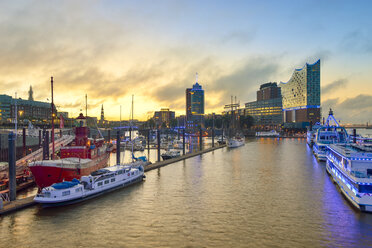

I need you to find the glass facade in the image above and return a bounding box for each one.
[280,60,321,126]
[189,82,205,125]
[245,98,282,126]
[280,59,320,109]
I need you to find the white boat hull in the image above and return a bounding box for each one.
[326,159,372,212]
[227,139,245,148]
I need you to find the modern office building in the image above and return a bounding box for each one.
[257,82,281,101]
[154,108,176,128]
[190,82,205,123]
[185,75,205,128]
[279,59,321,128]
[244,82,282,129]
[245,98,282,128]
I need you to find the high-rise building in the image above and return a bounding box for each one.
[257,82,281,101]
[244,82,282,129]
[191,82,204,116]
[185,74,205,128]
[279,59,321,128]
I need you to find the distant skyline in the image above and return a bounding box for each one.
[1,1,372,123]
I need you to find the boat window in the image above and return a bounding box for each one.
[44,192,51,198]
[118,170,123,174]
[367,169,372,177]
[131,172,134,175]
[359,185,372,193]
[98,182,103,186]
[75,188,82,193]
[104,180,109,184]
[62,191,70,196]
[111,178,115,182]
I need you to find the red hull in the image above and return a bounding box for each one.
[30,153,110,189]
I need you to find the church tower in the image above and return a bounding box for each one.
[100,104,104,121]
[28,85,34,101]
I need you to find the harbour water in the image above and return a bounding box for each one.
[2,138,372,247]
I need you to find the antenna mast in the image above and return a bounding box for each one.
[51,77,55,160]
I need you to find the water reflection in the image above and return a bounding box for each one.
[1,138,372,247]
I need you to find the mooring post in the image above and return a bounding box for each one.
[353,129,357,143]
[199,127,202,151]
[147,129,150,152]
[22,127,26,157]
[212,113,215,148]
[116,131,120,165]
[182,129,185,155]
[39,130,42,148]
[107,129,111,143]
[45,131,50,160]
[8,132,16,201]
[157,129,161,162]
[42,130,46,159]
[212,128,215,148]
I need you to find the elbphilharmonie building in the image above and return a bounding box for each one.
[279,59,321,128]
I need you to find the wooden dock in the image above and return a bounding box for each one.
[0,144,226,216]
[145,144,226,172]
[0,196,36,215]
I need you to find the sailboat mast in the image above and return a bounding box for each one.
[85,94,87,117]
[131,95,134,122]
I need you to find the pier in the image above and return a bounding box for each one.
[0,143,225,216]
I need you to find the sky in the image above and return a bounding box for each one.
[1,0,372,123]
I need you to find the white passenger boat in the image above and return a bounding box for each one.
[161,150,181,160]
[34,161,145,207]
[255,130,280,137]
[326,144,372,212]
[227,137,245,148]
[313,109,349,161]
[306,123,322,146]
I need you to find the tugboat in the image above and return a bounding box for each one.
[28,113,110,189]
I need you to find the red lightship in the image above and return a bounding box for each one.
[29,113,110,189]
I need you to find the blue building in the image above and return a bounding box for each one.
[186,76,205,128]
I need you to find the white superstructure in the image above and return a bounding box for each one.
[326,144,372,212]
[34,161,145,207]
[227,137,245,148]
